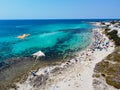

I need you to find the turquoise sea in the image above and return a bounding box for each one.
[0,20,93,87]
[0,20,93,62]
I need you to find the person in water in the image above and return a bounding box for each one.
[16,34,30,39]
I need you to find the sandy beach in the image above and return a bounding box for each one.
[0,0,120,89]
[13,25,116,90]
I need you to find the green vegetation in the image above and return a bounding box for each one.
[110,21,116,24]
[106,76,120,89]
[94,47,120,89]
[94,21,120,88]
[105,29,120,46]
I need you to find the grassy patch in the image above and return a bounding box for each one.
[94,47,120,89]
[105,28,120,46]
[106,76,120,89]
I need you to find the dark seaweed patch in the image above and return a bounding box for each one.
[0,42,13,60]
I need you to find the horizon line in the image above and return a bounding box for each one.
[0,18,120,20]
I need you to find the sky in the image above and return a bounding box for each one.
[0,0,120,19]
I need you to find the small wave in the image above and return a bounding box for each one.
[16,25,32,28]
[40,32,59,37]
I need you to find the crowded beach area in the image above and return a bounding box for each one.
[10,21,120,90]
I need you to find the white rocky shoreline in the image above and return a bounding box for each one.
[10,22,119,90]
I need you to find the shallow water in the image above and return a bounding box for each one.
[0,20,92,61]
